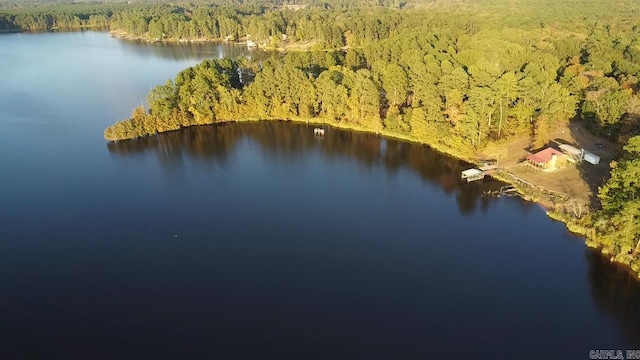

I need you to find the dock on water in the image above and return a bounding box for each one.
[461,168,485,182]
[461,165,499,182]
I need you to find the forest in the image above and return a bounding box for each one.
[4,0,640,275]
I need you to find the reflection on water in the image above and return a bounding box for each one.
[108,122,503,215]
[109,122,640,348]
[587,250,640,345]
[116,38,274,61]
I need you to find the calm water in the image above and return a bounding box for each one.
[1,31,640,359]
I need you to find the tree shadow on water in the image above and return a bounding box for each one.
[587,249,640,346]
[106,122,503,215]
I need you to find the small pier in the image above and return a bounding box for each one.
[461,164,499,182]
[479,164,498,174]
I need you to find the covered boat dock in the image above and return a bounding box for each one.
[461,168,485,182]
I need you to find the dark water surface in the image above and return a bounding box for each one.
[1,31,640,359]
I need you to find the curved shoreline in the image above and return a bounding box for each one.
[108,30,320,51]
[107,116,616,272]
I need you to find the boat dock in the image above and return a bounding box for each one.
[461,168,485,182]
[461,165,498,182]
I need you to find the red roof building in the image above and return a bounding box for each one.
[525,148,567,171]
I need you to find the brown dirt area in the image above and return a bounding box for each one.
[495,122,619,208]
[272,40,319,51]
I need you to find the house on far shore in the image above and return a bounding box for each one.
[524,147,568,172]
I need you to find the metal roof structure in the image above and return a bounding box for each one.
[461,169,483,178]
[559,144,582,156]
[526,148,564,164]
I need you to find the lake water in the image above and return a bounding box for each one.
[1,31,639,359]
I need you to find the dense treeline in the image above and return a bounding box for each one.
[102,0,640,275]
[593,135,640,272]
[0,0,403,11]
[110,5,407,47]
[103,0,640,149]
[0,4,125,32]
[104,42,578,154]
[105,3,636,147]
[0,0,404,36]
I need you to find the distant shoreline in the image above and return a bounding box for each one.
[0,26,109,34]
[108,29,226,44]
[109,29,321,52]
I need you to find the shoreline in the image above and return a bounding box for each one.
[114,116,630,277]
[109,29,225,44]
[108,29,322,51]
[317,118,635,279]
[0,26,110,35]
[8,27,332,52]
[107,116,607,250]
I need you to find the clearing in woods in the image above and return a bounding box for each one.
[490,121,617,209]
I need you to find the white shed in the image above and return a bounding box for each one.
[583,151,600,165]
